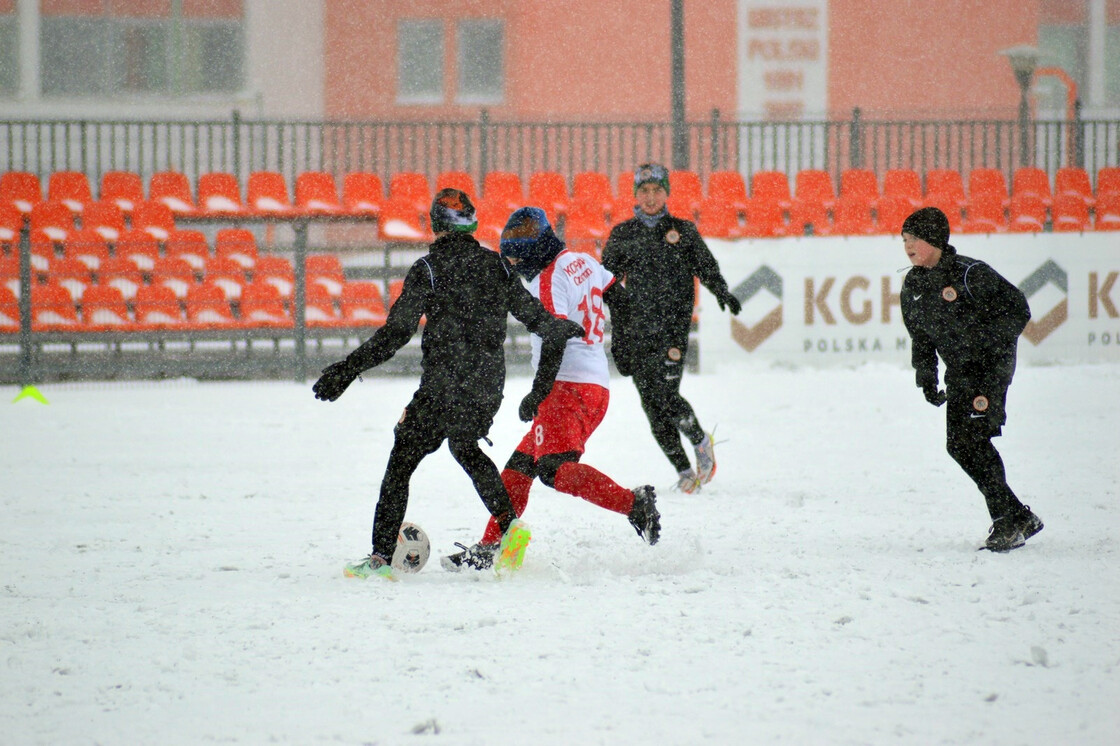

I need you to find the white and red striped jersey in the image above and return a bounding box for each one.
[528,250,616,387]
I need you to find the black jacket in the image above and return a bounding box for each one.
[345,233,573,422]
[901,245,1030,385]
[602,213,733,353]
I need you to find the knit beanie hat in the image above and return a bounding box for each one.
[429,188,478,234]
[499,206,565,280]
[901,207,950,250]
[634,163,671,195]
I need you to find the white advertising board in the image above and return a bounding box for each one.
[697,232,1120,370]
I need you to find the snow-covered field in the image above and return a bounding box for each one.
[3,361,1119,745]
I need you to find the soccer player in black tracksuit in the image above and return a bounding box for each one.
[602,163,742,494]
[899,207,1043,552]
[313,189,583,578]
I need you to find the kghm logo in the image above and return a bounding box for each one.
[730,266,782,351]
[1020,260,1067,345]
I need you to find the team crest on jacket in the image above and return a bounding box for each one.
[972,395,989,412]
[941,286,958,302]
[667,347,682,361]
[665,229,680,244]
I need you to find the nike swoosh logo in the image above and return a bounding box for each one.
[913,294,923,300]
[970,413,986,419]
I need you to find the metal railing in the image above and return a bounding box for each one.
[4,109,1118,191]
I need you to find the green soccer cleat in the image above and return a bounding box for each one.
[495,519,531,574]
[344,553,397,580]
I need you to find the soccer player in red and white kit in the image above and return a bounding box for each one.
[441,207,661,571]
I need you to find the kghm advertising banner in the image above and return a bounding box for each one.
[697,234,1119,369]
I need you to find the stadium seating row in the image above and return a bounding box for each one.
[3,166,1118,248]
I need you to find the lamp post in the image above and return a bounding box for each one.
[671,0,688,170]
[999,45,1041,167]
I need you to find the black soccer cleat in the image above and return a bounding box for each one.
[982,506,1043,553]
[628,485,661,545]
[440,542,498,572]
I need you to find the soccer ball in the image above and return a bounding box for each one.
[391,522,430,573]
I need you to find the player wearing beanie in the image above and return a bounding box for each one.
[442,208,660,571]
[899,206,1043,552]
[602,163,741,494]
[314,190,584,578]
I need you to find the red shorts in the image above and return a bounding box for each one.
[514,381,609,459]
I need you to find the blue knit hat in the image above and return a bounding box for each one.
[430,188,478,233]
[499,207,565,280]
[634,163,671,195]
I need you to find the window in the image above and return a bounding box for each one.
[0,11,17,96]
[456,19,503,103]
[39,2,243,97]
[1037,25,1086,115]
[398,19,443,103]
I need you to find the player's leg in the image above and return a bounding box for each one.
[632,358,693,476]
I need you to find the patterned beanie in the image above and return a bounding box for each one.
[429,188,478,233]
[633,163,671,195]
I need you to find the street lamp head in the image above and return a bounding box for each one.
[999,45,1042,78]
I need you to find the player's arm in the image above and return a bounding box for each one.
[312,263,428,401]
[684,223,740,314]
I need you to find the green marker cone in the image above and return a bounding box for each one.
[12,385,49,405]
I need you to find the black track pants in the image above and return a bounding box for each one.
[631,351,705,473]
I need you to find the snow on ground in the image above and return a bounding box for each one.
[2,361,1119,745]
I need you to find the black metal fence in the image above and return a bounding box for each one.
[3,109,1118,191]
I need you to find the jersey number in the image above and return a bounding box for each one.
[576,287,606,344]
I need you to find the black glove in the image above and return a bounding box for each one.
[313,358,362,402]
[518,384,550,422]
[611,335,633,377]
[916,369,945,407]
[716,288,741,315]
[555,318,585,341]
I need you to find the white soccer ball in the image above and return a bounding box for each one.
[391,522,430,573]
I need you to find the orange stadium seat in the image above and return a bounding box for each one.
[876,194,916,234]
[696,197,743,239]
[707,171,750,219]
[214,228,258,270]
[0,285,20,332]
[1,255,21,297]
[29,230,56,274]
[388,172,432,212]
[387,278,405,310]
[1051,194,1091,232]
[794,169,836,210]
[340,281,388,327]
[247,171,293,214]
[0,171,42,213]
[1008,194,1047,233]
[98,257,145,301]
[1,203,24,252]
[527,171,569,221]
[749,171,792,210]
[1095,193,1120,230]
[134,284,184,329]
[81,200,125,242]
[571,171,613,215]
[925,169,967,208]
[306,253,346,297]
[839,169,879,206]
[435,171,478,202]
[64,228,110,271]
[609,171,636,224]
[253,255,295,298]
[81,285,133,330]
[789,199,833,236]
[185,283,238,329]
[197,172,245,215]
[152,256,198,299]
[116,229,161,272]
[474,199,509,249]
[165,229,211,270]
[49,256,93,302]
[131,200,176,241]
[203,256,247,302]
[924,193,964,232]
[240,282,292,328]
[968,168,1009,206]
[305,283,344,328]
[99,171,144,215]
[30,200,75,243]
[341,172,384,216]
[295,172,343,214]
[742,199,789,238]
[149,170,197,214]
[960,193,1007,234]
[1097,167,1120,200]
[47,171,93,214]
[31,283,79,331]
[668,170,704,217]
[1055,167,1094,207]
[378,197,431,242]
[1011,167,1052,206]
[481,172,524,213]
[882,169,923,208]
[831,197,876,235]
